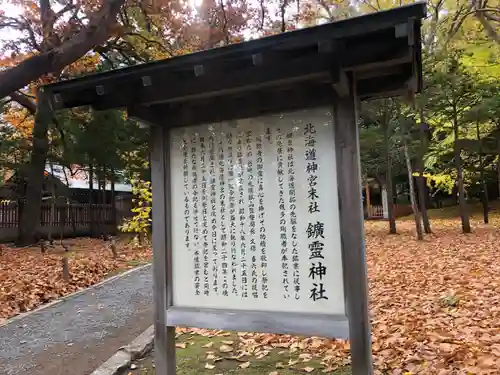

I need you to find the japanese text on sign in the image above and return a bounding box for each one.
[170,108,345,315]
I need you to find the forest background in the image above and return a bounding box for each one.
[0,0,499,243]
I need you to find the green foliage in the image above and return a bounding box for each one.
[359,98,421,186]
[419,49,500,194]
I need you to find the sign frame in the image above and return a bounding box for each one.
[151,78,371,374]
[42,6,427,375]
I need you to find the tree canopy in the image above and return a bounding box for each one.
[0,0,499,240]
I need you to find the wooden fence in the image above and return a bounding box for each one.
[366,205,385,218]
[366,204,413,219]
[0,201,114,229]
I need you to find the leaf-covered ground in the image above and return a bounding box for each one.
[135,216,500,375]
[2,213,500,374]
[127,334,351,374]
[0,237,152,322]
[366,219,500,374]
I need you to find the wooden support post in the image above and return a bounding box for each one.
[151,124,176,375]
[365,183,371,218]
[333,75,372,375]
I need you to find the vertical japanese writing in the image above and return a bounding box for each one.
[182,138,197,295]
[237,133,247,297]
[230,132,238,296]
[246,131,258,299]
[304,123,328,302]
[222,132,232,297]
[208,134,217,296]
[216,134,227,296]
[190,133,201,296]
[200,136,210,297]
[255,134,268,299]
[287,132,300,300]
[277,128,290,299]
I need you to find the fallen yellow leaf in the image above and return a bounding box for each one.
[302,367,315,373]
[219,344,232,353]
[239,361,251,369]
[204,363,215,370]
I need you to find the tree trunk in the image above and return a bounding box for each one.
[383,123,397,233]
[476,120,489,224]
[111,239,118,259]
[17,91,51,245]
[47,162,56,245]
[62,167,77,234]
[404,139,424,240]
[59,198,67,242]
[62,256,70,281]
[99,167,105,237]
[454,120,471,233]
[0,0,125,100]
[111,169,117,232]
[364,183,371,217]
[89,164,95,237]
[497,142,500,200]
[418,109,431,233]
[48,184,55,245]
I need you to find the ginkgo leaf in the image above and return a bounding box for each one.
[219,344,232,353]
[204,363,215,369]
[239,361,251,369]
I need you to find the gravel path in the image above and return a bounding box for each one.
[0,264,153,375]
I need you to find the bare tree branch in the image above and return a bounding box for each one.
[0,0,126,100]
[9,92,36,114]
[219,0,231,44]
[470,0,500,44]
[124,32,173,55]
[317,0,335,21]
[281,0,289,32]
[259,0,266,30]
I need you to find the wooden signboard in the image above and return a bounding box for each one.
[151,93,372,374]
[42,4,426,375]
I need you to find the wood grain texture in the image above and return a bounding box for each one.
[166,306,349,339]
[151,125,176,374]
[333,75,373,374]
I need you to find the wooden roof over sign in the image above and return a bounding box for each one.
[44,2,426,127]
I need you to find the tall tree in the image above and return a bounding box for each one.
[361,99,406,233]
[0,0,254,244]
[424,52,484,233]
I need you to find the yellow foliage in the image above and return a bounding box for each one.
[3,107,34,139]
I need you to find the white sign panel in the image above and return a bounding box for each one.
[170,107,345,315]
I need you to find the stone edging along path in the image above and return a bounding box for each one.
[0,263,152,328]
[90,325,154,375]
[0,263,154,375]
